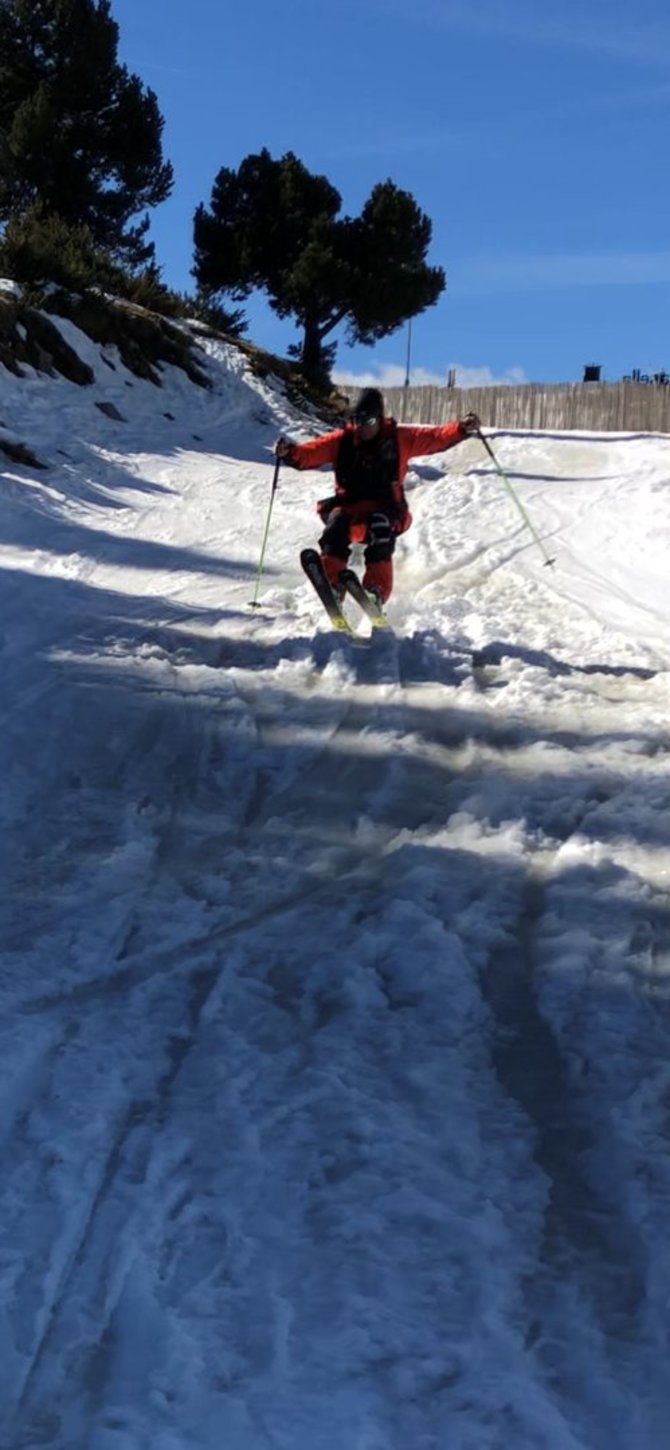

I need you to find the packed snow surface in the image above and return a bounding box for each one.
[2,313,670,1450]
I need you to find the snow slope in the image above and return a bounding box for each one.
[2,312,670,1450]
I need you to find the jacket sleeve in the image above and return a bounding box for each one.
[285,430,344,471]
[398,421,465,458]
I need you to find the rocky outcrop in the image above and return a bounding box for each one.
[51,293,210,388]
[0,290,210,390]
[0,297,94,383]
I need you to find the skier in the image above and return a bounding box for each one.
[275,387,480,605]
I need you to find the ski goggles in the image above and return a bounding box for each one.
[353,412,381,428]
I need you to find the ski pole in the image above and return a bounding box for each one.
[476,428,555,568]
[250,456,281,607]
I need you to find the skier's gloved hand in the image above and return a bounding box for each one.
[459,411,481,437]
[274,436,294,460]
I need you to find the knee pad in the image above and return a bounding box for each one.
[365,511,394,562]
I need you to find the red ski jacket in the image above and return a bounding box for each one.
[284,417,465,481]
[283,417,467,535]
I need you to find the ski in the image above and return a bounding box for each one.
[340,568,391,630]
[300,548,353,633]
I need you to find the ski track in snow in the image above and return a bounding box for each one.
[1,319,670,1448]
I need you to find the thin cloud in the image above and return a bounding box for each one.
[335,363,528,390]
[455,251,670,296]
[321,75,670,165]
[320,128,467,163]
[371,0,670,66]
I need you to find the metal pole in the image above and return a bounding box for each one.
[476,429,555,568]
[404,318,412,388]
[249,457,281,606]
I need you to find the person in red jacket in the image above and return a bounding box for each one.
[275,387,480,604]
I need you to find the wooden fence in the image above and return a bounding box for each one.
[383,382,670,433]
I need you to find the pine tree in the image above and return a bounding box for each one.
[193,150,445,382]
[0,0,173,266]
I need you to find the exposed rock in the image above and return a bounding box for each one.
[95,401,125,421]
[0,436,47,469]
[0,286,345,430]
[0,289,211,392]
[49,293,210,389]
[0,297,94,383]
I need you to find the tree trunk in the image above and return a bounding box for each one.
[300,317,324,380]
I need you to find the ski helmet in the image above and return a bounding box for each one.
[351,387,384,425]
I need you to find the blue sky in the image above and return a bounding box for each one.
[113,0,670,387]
